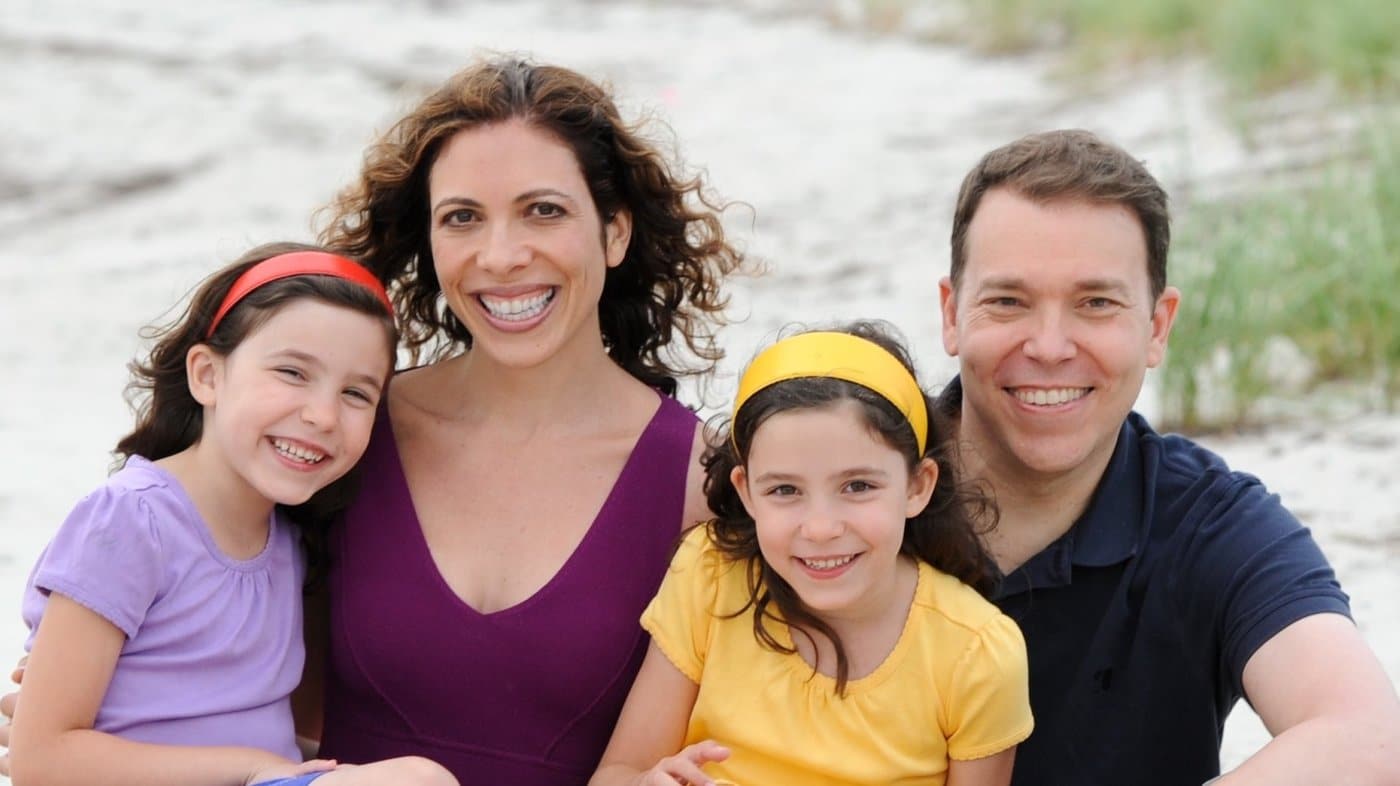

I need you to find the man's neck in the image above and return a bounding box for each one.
[957,428,1116,575]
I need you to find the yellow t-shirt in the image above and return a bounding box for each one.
[641,526,1033,786]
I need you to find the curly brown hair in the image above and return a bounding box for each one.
[700,320,1000,695]
[318,56,746,395]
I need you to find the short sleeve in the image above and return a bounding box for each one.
[639,526,722,684]
[29,485,164,639]
[1173,475,1350,695]
[945,613,1034,761]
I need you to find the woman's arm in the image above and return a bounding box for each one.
[0,656,22,777]
[946,748,1016,786]
[588,642,726,786]
[8,593,322,786]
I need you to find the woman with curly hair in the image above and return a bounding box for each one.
[296,57,747,785]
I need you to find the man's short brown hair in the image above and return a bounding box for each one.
[949,129,1170,300]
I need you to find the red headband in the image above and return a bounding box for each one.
[207,251,393,338]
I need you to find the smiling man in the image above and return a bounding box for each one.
[936,129,1400,786]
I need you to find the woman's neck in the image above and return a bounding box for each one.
[405,340,651,433]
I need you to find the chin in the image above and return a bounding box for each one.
[1010,440,1104,477]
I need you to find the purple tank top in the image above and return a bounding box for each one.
[319,394,698,785]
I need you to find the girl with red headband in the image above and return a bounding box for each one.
[8,242,456,786]
[592,321,1032,786]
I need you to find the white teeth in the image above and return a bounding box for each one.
[273,439,326,464]
[801,555,855,570]
[1013,387,1088,406]
[479,290,554,321]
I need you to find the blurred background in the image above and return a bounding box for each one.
[2,0,1396,778]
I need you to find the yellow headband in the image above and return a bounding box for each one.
[733,332,929,455]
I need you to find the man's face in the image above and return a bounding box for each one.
[940,188,1179,485]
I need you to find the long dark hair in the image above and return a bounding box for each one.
[701,320,999,694]
[318,56,747,395]
[116,241,398,568]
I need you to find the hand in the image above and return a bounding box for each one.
[246,757,338,786]
[0,654,24,777]
[637,740,730,785]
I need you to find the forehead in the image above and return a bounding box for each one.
[962,189,1150,291]
[428,119,584,193]
[240,299,393,361]
[749,402,895,462]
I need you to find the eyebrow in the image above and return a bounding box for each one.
[751,466,891,484]
[431,188,576,214]
[271,349,383,389]
[976,275,1135,297]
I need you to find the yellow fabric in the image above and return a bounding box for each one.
[641,526,1033,786]
[732,332,929,454]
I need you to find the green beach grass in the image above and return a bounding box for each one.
[1160,117,1400,430]
[948,0,1400,95]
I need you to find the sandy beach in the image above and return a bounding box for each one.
[2,0,1396,777]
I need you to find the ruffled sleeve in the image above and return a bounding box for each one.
[639,525,725,684]
[29,484,164,639]
[945,613,1034,761]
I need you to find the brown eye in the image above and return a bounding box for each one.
[441,208,478,226]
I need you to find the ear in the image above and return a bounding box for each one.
[905,457,940,518]
[603,208,632,269]
[1145,285,1181,368]
[186,344,223,407]
[730,464,757,517]
[938,276,960,357]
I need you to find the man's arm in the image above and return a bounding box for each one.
[1215,613,1400,785]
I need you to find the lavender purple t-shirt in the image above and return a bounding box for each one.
[22,456,305,761]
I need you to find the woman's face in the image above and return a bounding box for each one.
[427,119,632,370]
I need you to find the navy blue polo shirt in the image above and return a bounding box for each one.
[981,409,1350,785]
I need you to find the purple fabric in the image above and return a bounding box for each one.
[23,456,305,761]
[320,394,698,785]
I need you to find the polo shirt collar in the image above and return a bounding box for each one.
[1068,415,1145,567]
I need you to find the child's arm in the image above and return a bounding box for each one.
[8,593,331,786]
[946,747,1016,786]
[588,642,728,786]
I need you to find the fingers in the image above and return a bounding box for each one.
[1,691,16,720]
[648,740,731,785]
[295,758,339,774]
[9,655,24,686]
[682,740,730,766]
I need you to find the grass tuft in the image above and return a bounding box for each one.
[1160,116,1400,430]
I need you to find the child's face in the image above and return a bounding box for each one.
[732,400,938,623]
[195,299,392,507]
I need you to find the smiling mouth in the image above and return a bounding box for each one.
[272,438,327,464]
[478,288,556,322]
[1009,387,1090,406]
[799,554,858,571]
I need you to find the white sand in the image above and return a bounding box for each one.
[1,0,1395,778]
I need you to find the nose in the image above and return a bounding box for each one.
[476,221,531,276]
[300,390,340,431]
[1021,307,1077,363]
[799,499,845,542]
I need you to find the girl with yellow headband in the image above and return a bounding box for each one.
[10,242,456,786]
[591,321,1032,786]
